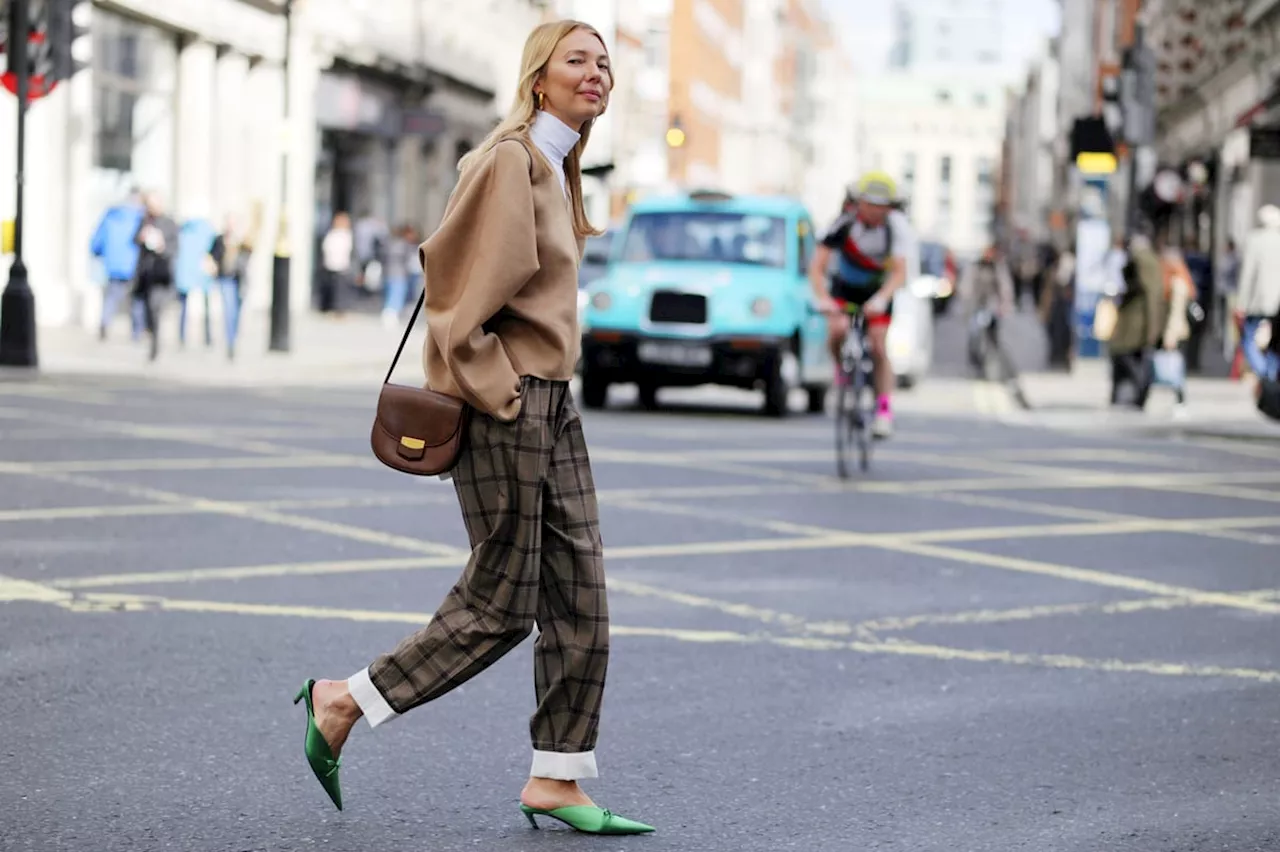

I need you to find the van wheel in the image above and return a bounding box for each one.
[638,381,659,410]
[763,350,798,417]
[805,385,828,413]
[581,367,608,409]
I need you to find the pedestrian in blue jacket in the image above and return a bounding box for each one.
[89,188,145,340]
[176,213,219,348]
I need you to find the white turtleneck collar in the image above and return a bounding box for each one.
[530,109,580,197]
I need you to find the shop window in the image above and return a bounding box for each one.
[91,9,178,198]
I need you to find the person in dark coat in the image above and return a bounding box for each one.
[133,192,179,362]
[1108,234,1166,408]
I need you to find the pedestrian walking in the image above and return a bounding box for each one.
[1108,233,1166,409]
[1153,241,1195,417]
[1040,245,1076,370]
[132,192,178,362]
[174,205,218,349]
[211,213,252,360]
[958,243,1029,407]
[379,223,417,328]
[90,187,145,341]
[1236,204,1280,383]
[318,212,353,315]
[292,19,654,836]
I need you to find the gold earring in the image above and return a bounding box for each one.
[536,91,544,110]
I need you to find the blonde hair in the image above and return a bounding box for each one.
[457,20,612,239]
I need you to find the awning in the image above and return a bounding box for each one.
[1235,82,1280,128]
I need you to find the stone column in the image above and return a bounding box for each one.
[173,38,219,341]
[214,50,251,226]
[242,58,284,312]
[175,38,218,220]
[286,13,321,315]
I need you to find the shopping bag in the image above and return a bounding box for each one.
[1093,298,1117,341]
[1152,349,1185,387]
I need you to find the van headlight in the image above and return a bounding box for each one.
[591,291,612,311]
[750,297,771,317]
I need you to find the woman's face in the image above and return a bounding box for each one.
[536,28,611,130]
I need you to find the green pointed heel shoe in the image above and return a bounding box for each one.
[520,803,655,834]
[293,679,343,811]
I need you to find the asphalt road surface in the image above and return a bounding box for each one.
[3,374,1279,852]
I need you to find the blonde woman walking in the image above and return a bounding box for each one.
[292,20,653,836]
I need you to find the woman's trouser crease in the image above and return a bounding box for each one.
[346,378,609,781]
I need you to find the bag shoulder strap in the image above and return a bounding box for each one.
[384,288,423,386]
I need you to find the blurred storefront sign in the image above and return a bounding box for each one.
[315,71,446,140]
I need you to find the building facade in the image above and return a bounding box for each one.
[549,0,851,225]
[855,72,1006,259]
[1150,0,1280,255]
[888,0,1007,71]
[1000,38,1062,247]
[0,0,543,332]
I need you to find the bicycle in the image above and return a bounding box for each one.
[833,304,876,478]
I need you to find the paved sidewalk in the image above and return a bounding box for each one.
[899,359,1279,442]
[919,306,1278,442]
[6,307,1277,442]
[1,308,427,388]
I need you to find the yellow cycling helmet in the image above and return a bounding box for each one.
[850,171,898,206]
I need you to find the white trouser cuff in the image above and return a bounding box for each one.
[530,749,598,780]
[347,666,399,729]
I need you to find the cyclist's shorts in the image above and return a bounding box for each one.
[830,280,893,327]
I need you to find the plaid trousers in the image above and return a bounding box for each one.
[365,378,610,768]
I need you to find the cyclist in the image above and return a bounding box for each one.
[809,171,910,438]
[958,242,1017,372]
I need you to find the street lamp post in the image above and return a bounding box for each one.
[1121,21,1156,238]
[269,0,294,353]
[0,0,37,368]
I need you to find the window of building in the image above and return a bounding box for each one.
[902,152,916,199]
[92,10,178,197]
[976,157,993,189]
[940,155,952,186]
[644,27,668,68]
[936,89,952,104]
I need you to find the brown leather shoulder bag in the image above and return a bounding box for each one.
[370,290,471,476]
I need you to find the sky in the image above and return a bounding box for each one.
[820,0,1062,84]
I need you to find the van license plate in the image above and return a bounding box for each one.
[637,342,712,367]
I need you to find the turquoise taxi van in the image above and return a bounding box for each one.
[578,189,833,417]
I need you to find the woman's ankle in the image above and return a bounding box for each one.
[318,679,363,721]
[521,777,592,809]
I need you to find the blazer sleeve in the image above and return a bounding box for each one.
[420,140,541,421]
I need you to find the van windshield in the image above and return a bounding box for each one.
[619,212,788,269]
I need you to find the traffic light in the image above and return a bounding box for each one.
[665,115,686,148]
[46,0,92,83]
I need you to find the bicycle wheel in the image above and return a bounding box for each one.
[854,367,873,472]
[834,373,856,479]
